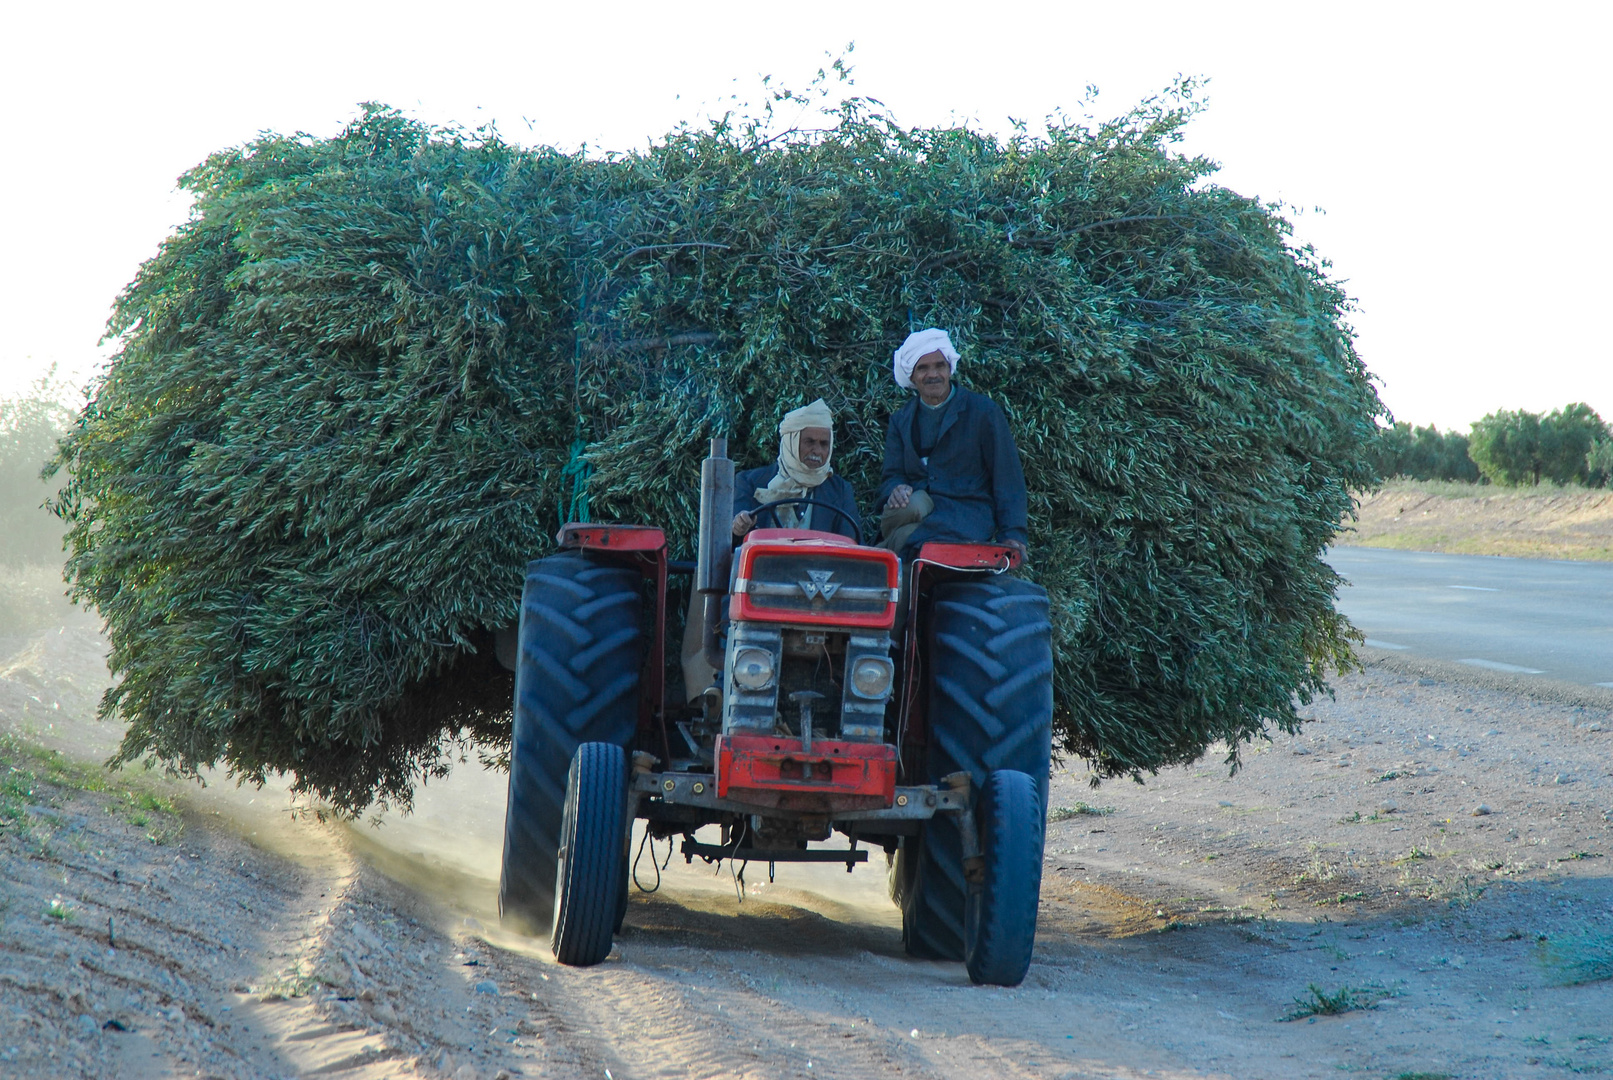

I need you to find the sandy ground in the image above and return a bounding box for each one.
[2,565,1611,1080]
[1342,480,1613,560]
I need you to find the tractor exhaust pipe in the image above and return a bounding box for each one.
[695,436,734,670]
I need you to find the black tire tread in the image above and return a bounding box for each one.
[550,742,628,966]
[900,577,1053,961]
[965,769,1043,986]
[499,554,643,933]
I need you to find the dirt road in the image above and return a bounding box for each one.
[3,569,1610,1079]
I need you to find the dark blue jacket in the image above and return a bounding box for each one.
[734,462,863,542]
[877,386,1029,552]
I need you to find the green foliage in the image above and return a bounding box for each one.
[1542,403,1609,484]
[1469,409,1542,485]
[52,88,1383,813]
[1469,403,1609,487]
[1371,421,1479,483]
[1278,982,1388,1021]
[1587,436,1613,488]
[1,371,73,564]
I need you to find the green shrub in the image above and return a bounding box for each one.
[1278,982,1388,1021]
[51,90,1383,812]
[1587,437,1613,488]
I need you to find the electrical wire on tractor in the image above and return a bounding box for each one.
[497,439,1053,985]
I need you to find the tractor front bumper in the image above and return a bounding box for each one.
[633,770,968,823]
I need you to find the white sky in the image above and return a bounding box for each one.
[2,0,1607,432]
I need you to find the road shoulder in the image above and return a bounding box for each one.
[1356,646,1613,709]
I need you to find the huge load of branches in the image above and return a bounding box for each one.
[53,91,1382,813]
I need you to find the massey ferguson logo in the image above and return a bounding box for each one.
[798,569,842,601]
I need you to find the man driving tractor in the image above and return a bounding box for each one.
[731,398,860,540]
[682,398,861,700]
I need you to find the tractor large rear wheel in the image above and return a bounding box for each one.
[897,577,1053,961]
[499,553,644,934]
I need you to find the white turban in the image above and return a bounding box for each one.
[755,399,835,525]
[893,328,960,389]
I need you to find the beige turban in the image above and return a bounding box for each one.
[893,328,959,389]
[755,399,834,526]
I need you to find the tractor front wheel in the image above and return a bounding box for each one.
[965,769,1043,986]
[551,742,629,966]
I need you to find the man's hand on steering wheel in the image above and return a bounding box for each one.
[749,498,862,544]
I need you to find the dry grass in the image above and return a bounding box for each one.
[1340,480,1613,560]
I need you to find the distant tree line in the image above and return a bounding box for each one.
[1370,422,1480,483]
[1373,403,1613,488]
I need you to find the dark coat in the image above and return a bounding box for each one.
[734,462,863,542]
[877,386,1029,551]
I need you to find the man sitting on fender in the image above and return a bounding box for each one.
[878,329,1029,562]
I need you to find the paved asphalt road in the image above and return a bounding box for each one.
[1327,547,1613,689]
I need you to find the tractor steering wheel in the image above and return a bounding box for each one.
[749,498,863,545]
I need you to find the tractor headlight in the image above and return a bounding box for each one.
[849,656,894,698]
[731,647,776,691]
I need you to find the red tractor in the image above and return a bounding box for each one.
[497,439,1053,985]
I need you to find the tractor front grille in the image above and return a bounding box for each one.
[738,553,895,619]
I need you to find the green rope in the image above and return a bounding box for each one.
[560,272,591,526]
[560,435,591,525]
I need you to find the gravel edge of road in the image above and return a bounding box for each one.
[1355,644,1613,709]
